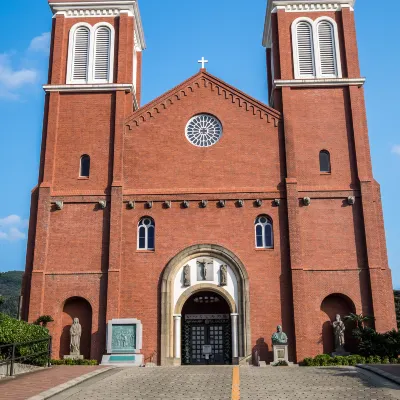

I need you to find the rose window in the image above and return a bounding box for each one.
[185,114,222,147]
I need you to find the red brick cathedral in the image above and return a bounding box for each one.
[22,0,396,365]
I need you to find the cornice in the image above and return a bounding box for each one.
[274,77,365,88]
[126,70,281,130]
[48,1,146,51]
[43,83,134,93]
[262,0,356,48]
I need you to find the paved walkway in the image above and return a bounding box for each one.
[49,366,400,400]
[0,366,105,400]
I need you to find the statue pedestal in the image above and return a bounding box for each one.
[64,354,84,360]
[270,345,293,365]
[332,346,350,357]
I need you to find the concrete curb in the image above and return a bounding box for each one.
[27,367,115,400]
[356,364,400,386]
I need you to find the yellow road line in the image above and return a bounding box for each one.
[232,365,240,400]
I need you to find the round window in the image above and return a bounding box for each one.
[185,114,222,147]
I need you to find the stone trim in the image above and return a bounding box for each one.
[43,84,134,93]
[160,244,251,366]
[274,78,365,88]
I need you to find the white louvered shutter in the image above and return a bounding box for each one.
[296,22,315,77]
[72,27,90,82]
[93,27,111,82]
[317,21,337,77]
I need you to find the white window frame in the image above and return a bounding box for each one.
[291,16,342,80]
[255,216,274,249]
[67,22,115,84]
[291,17,316,79]
[314,17,342,79]
[137,217,155,251]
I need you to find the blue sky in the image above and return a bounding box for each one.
[0,0,399,288]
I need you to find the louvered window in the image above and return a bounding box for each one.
[72,27,90,82]
[93,27,111,82]
[296,22,315,78]
[317,21,337,77]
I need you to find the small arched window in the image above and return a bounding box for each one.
[80,155,90,178]
[255,216,273,249]
[138,217,155,250]
[319,150,331,173]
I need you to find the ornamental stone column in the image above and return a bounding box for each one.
[173,314,182,359]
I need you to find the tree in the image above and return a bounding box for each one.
[33,315,54,328]
[344,313,375,329]
[0,295,4,307]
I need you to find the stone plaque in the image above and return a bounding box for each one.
[111,324,136,353]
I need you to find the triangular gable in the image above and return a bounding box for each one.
[126,70,282,129]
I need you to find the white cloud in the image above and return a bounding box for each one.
[0,54,38,99]
[0,32,49,100]
[0,215,28,242]
[392,145,400,156]
[28,32,51,53]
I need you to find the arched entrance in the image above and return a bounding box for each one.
[60,297,92,359]
[160,244,250,366]
[181,291,232,365]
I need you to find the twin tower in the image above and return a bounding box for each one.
[21,0,396,365]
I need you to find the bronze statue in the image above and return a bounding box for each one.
[272,325,288,345]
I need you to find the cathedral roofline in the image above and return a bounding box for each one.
[126,70,281,129]
[262,0,356,48]
[48,0,146,50]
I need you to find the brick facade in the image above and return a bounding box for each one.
[21,0,396,364]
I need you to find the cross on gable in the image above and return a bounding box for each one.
[198,57,208,70]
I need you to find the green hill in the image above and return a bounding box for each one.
[0,271,23,318]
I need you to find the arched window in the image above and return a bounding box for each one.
[67,23,115,84]
[316,20,338,77]
[319,150,331,173]
[292,17,342,79]
[138,217,155,250]
[255,216,273,249]
[93,26,112,83]
[294,20,315,78]
[70,26,90,83]
[80,155,90,178]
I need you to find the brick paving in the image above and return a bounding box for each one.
[0,366,104,400]
[50,366,400,400]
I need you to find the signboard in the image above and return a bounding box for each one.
[185,314,230,320]
[202,345,212,355]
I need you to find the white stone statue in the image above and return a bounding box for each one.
[333,314,345,352]
[70,317,82,355]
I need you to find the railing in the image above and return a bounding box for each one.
[0,337,52,377]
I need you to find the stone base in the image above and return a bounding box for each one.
[64,354,84,360]
[101,354,144,367]
[271,344,289,364]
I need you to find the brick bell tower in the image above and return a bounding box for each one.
[263,0,397,361]
[21,0,145,355]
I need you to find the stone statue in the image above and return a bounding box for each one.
[272,325,288,345]
[220,265,227,286]
[333,314,345,352]
[70,318,82,355]
[183,264,190,287]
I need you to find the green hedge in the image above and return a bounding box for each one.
[302,354,399,366]
[0,312,50,366]
[51,359,98,366]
